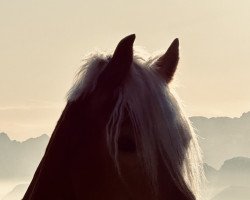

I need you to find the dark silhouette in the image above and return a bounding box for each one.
[23,35,203,200]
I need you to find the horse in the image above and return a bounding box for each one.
[23,34,204,200]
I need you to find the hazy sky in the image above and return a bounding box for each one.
[1,0,250,140]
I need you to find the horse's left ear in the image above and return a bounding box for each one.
[155,38,179,83]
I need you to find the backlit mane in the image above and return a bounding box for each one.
[67,50,204,199]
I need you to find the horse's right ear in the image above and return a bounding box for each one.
[154,38,179,83]
[97,34,135,89]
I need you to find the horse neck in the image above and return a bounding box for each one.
[23,103,78,199]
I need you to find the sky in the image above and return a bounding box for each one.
[0,0,250,140]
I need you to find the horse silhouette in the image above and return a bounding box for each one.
[23,34,204,200]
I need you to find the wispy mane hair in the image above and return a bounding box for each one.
[67,50,204,200]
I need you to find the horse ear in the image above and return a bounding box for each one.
[155,38,179,83]
[98,34,135,89]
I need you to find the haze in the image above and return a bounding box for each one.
[1,0,250,140]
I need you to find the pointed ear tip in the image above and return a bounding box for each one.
[127,34,136,43]
[173,38,179,46]
[118,34,136,47]
[129,33,136,38]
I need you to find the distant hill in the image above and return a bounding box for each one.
[211,186,250,200]
[204,157,250,183]
[204,163,218,182]
[204,157,250,200]
[217,157,250,187]
[190,111,250,168]
[0,132,49,180]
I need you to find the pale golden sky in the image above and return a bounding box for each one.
[1,0,250,140]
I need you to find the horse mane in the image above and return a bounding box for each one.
[67,50,204,200]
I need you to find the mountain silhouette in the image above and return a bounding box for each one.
[0,132,49,180]
[211,186,250,200]
[204,157,250,200]
[217,157,250,187]
[190,111,250,168]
